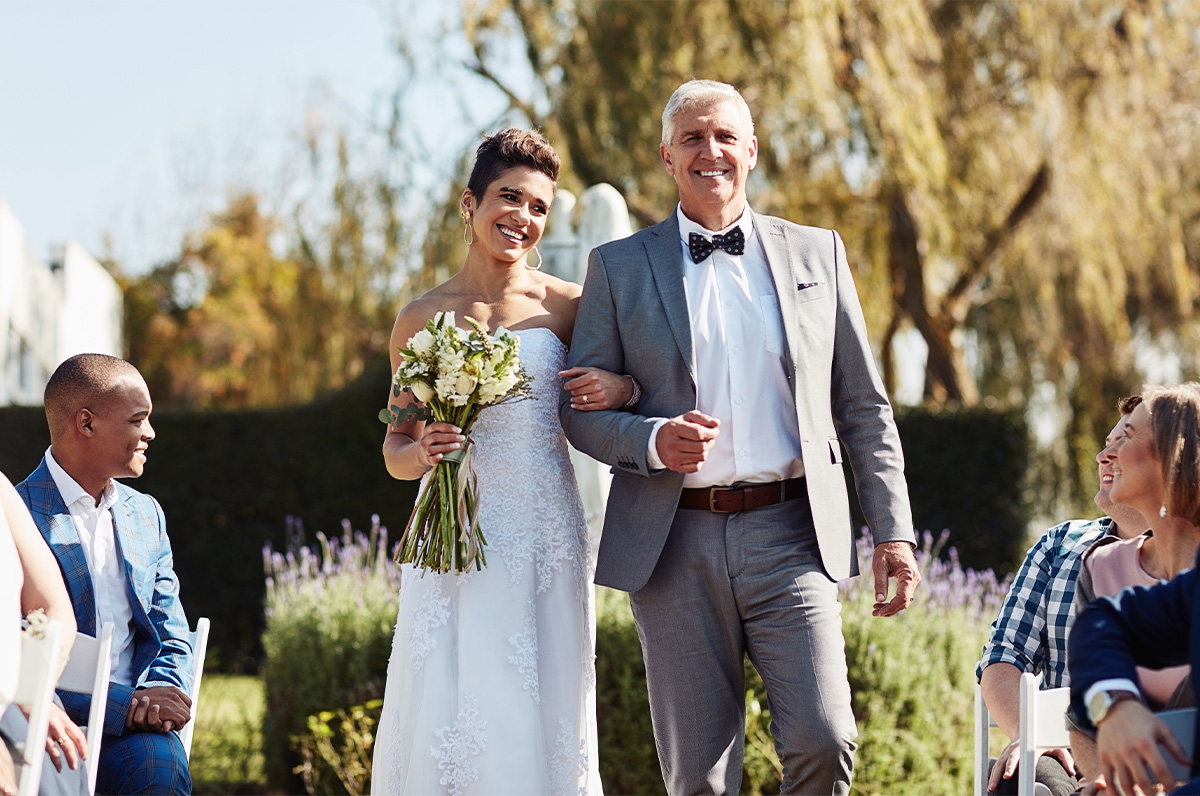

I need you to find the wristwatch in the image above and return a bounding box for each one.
[1087,689,1139,725]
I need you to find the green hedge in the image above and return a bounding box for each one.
[0,358,416,672]
[854,405,1033,577]
[274,529,1009,795]
[0,369,1029,672]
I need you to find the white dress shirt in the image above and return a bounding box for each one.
[46,449,137,686]
[647,206,805,487]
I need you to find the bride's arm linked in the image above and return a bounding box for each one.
[381,309,466,482]
[559,366,635,411]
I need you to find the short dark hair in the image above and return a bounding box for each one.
[466,128,560,200]
[1118,395,1143,414]
[44,353,141,437]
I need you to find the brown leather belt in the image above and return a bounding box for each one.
[678,478,807,514]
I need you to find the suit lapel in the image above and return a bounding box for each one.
[24,460,98,635]
[111,490,152,621]
[644,215,697,382]
[756,215,802,379]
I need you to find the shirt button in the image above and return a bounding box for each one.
[731,347,740,355]
[738,450,747,457]
[735,397,744,405]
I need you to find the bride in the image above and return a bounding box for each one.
[371,129,628,796]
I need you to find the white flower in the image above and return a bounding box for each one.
[409,328,435,357]
[411,381,435,403]
[454,372,478,396]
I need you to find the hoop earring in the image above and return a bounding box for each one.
[461,211,474,246]
[526,245,542,271]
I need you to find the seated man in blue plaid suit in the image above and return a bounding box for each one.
[17,353,193,795]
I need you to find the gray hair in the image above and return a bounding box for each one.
[661,80,754,146]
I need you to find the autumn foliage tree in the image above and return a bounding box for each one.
[123,130,408,408]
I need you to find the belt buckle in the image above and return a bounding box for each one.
[708,486,735,514]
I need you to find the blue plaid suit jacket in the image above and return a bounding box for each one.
[17,458,193,737]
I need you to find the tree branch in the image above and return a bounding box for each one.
[945,163,1051,312]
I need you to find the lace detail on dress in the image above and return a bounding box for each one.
[431,693,487,796]
[472,330,589,596]
[406,576,450,671]
[508,598,540,704]
[548,717,589,796]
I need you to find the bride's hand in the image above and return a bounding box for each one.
[415,423,465,469]
[560,367,635,411]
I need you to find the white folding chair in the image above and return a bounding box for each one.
[13,620,64,796]
[177,617,209,760]
[57,623,114,796]
[1018,672,1071,796]
[974,681,996,796]
[1152,707,1196,790]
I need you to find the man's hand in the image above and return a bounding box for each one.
[1097,699,1190,796]
[655,411,720,473]
[126,685,192,733]
[871,540,920,617]
[41,703,88,772]
[987,738,1076,792]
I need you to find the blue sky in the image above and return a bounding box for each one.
[0,0,502,273]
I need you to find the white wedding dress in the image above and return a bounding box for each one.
[372,327,603,796]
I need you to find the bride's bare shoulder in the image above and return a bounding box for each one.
[389,293,454,346]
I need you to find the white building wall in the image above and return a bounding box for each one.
[0,201,122,406]
[58,241,122,360]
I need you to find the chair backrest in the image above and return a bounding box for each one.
[57,623,114,796]
[1018,672,1071,796]
[1156,707,1196,789]
[177,617,210,760]
[14,621,64,796]
[974,682,994,796]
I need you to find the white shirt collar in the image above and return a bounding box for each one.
[45,448,117,511]
[675,204,754,242]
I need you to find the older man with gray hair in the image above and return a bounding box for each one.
[561,79,920,795]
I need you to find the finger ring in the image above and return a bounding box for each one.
[57,737,70,745]
[582,395,590,403]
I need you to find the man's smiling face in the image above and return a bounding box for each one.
[660,98,758,230]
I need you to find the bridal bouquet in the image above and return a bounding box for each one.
[379,311,532,573]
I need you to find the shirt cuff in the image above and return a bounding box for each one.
[646,418,670,471]
[1083,679,1142,715]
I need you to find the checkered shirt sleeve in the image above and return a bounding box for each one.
[976,518,1110,688]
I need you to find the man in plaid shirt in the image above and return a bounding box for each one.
[976,398,1147,795]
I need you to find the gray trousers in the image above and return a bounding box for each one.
[628,497,857,796]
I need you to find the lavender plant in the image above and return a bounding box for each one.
[261,516,400,793]
[837,529,1011,796]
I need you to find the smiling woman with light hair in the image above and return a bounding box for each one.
[1069,382,1200,794]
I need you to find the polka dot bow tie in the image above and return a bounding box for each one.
[688,227,745,262]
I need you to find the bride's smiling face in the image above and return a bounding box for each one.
[462,166,555,266]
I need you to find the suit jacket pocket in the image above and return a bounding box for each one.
[795,281,830,305]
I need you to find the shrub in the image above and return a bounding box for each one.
[0,386,1026,669]
[261,516,400,792]
[283,526,1009,795]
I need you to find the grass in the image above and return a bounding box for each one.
[189,674,268,794]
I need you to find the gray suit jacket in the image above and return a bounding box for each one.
[560,211,915,592]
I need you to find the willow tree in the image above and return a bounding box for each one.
[435,0,1200,508]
